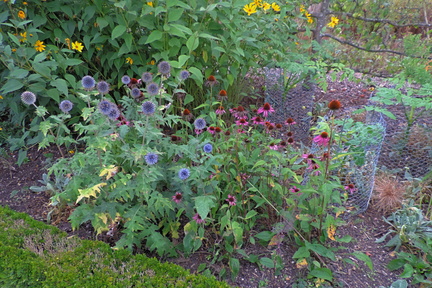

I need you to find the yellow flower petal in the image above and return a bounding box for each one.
[71,41,84,52]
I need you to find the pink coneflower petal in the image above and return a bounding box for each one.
[257,102,275,117]
[313,132,330,146]
[172,192,182,203]
[226,194,237,206]
[192,213,205,224]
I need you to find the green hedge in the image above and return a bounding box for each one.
[0,206,232,288]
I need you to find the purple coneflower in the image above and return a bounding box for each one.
[257,102,275,117]
[172,192,182,203]
[313,132,330,146]
[193,213,205,224]
[226,194,237,206]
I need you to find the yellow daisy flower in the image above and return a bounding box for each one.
[71,41,84,52]
[271,3,280,12]
[263,2,271,11]
[147,1,153,6]
[18,10,26,19]
[19,32,27,42]
[253,0,263,8]
[243,3,257,16]
[327,16,339,28]
[34,40,46,52]
[126,57,133,65]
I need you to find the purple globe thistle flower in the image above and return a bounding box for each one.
[226,194,237,206]
[313,132,330,146]
[178,168,190,180]
[131,88,142,99]
[141,72,153,83]
[97,81,110,94]
[81,75,95,90]
[146,82,159,95]
[194,118,206,130]
[203,143,213,153]
[144,152,158,165]
[107,106,120,120]
[141,101,156,115]
[59,100,73,113]
[21,91,36,105]
[172,192,182,203]
[98,100,113,115]
[121,75,131,85]
[192,213,205,224]
[179,70,190,80]
[157,61,171,76]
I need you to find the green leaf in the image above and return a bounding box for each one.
[231,221,243,245]
[229,257,240,279]
[111,25,127,39]
[50,78,69,96]
[352,251,374,271]
[1,79,24,94]
[145,30,163,44]
[245,210,258,219]
[64,58,83,66]
[293,246,310,259]
[168,8,184,22]
[308,267,333,281]
[188,67,203,86]
[259,257,274,268]
[387,258,406,271]
[194,195,216,219]
[399,264,414,278]
[186,34,199,53]
[254,231,275,242]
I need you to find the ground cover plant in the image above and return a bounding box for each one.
[1,0,432,287]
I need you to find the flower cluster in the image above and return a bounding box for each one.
[300,5,313,24]
[243,1,280,16]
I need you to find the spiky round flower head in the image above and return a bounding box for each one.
[59,100,73,113]
[98,100,113,115]
[21,91,36,105]
[328,100,342,110]
[217,89,228,101]
[141,101,156,115]
[97,81,110,94]
[194,118,206,130]
[178,168,190,180]
[179,70,190,81]
[147,82,159,95]
[141,72,153,83]
[81,75,96,90]
[157,61,171,75]
[107,106,120,120]
[131,88,142,99]
[144,152,158,165]
[121,75,131,85]
[203,143,213,153]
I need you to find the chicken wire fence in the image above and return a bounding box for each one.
[263,68,432,213]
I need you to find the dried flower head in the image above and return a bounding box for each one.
[328,100,342,110]
[373,173,406,213]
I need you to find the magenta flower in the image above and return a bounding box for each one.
[207,126,216,135]
[313,132,330,146]
[172,192,182,203]
[344,184,357,194]
[195,129,204,135]
[226,194,237,206]
[269,143,278,150]
[251,116,265,125]
[285,117,297,125]
[289,186,301,193]
[193,213,205,224]
[216,106,226,115]
[230,106,248,119]
[235,118,249,126]
[257,103,275,117]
